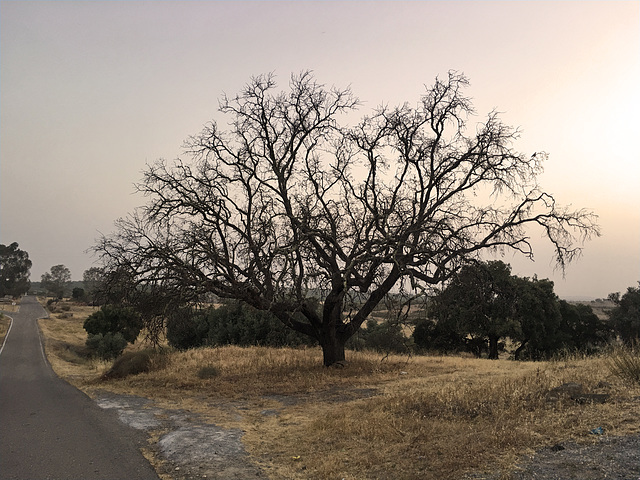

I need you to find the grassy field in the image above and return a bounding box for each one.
[38,299,640,480]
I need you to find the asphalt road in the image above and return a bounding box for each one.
[0,296,159,480]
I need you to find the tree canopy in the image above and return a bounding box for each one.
[41,264,71,299]
[425,260,519,359]
[414,260,610,359]
[94,71,599,365]
[82,267,105,305]
[0,242,32,298]
[609,284,640,344]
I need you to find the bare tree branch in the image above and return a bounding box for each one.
[93,70,599,365]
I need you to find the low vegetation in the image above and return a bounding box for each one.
[0,297,21,347]
[38,300,103,378]
[84,305,143,359]
[0,314,11,347]
[0,299,20,313]
[38,298,640,479]
[607,345,640,385]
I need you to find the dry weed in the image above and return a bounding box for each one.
[0,299,20,346]
[607,345,640,385]
[38,302,109,382]
[0,314,11,347]
[0,299,20,313]
[254,355,640,479]
[37,299,640,480]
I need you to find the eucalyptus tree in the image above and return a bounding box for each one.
[0,242,32,297]
[94,71,598,365]
[82,267,104,305]
[41,264,71,299]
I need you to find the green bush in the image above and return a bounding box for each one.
[86,332,128,360]
[348,319,410,354]
[166,307,210,350]
[166,301,316,350]
[412,317,467,354]
[72,287,86,301]
[206,302,315,348]
[84,305,143,359]
[84,305,142,343]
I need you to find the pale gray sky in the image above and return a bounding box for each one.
[1,1,638,299]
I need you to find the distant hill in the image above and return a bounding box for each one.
[568,299,615,321]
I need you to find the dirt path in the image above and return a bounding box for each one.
[465,434,640,479]
[505,434,640,479]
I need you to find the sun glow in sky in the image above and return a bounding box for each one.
[1,1,638,299]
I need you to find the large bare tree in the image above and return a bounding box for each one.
[94,71,598,365]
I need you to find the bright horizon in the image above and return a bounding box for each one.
[1,1,639,300]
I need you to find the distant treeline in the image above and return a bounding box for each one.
[29,281,84,295]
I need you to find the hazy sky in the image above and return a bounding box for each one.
[1,1,638,299]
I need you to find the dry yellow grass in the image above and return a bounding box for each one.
[1,298,21,347]
[0,314,11,347]
[0,299,20,313]
[38,299,640,480]
[236,355,640,480]
[37,301,108,381]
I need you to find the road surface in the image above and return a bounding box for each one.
[0,296,159,479]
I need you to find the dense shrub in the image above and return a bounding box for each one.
[84,305,142,343]
[413,317,467,354]
[348,319,410,354]
[166,307,210,350]
[86,332,128,360]
[102,350,157,379]
[84,305,142,359]
[207,302,314,347]
[166,301,315,350]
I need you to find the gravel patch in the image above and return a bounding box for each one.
[98,390,640,480]
[96,393,265,479]
[466,434,640,480]
[96,395,163,430]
